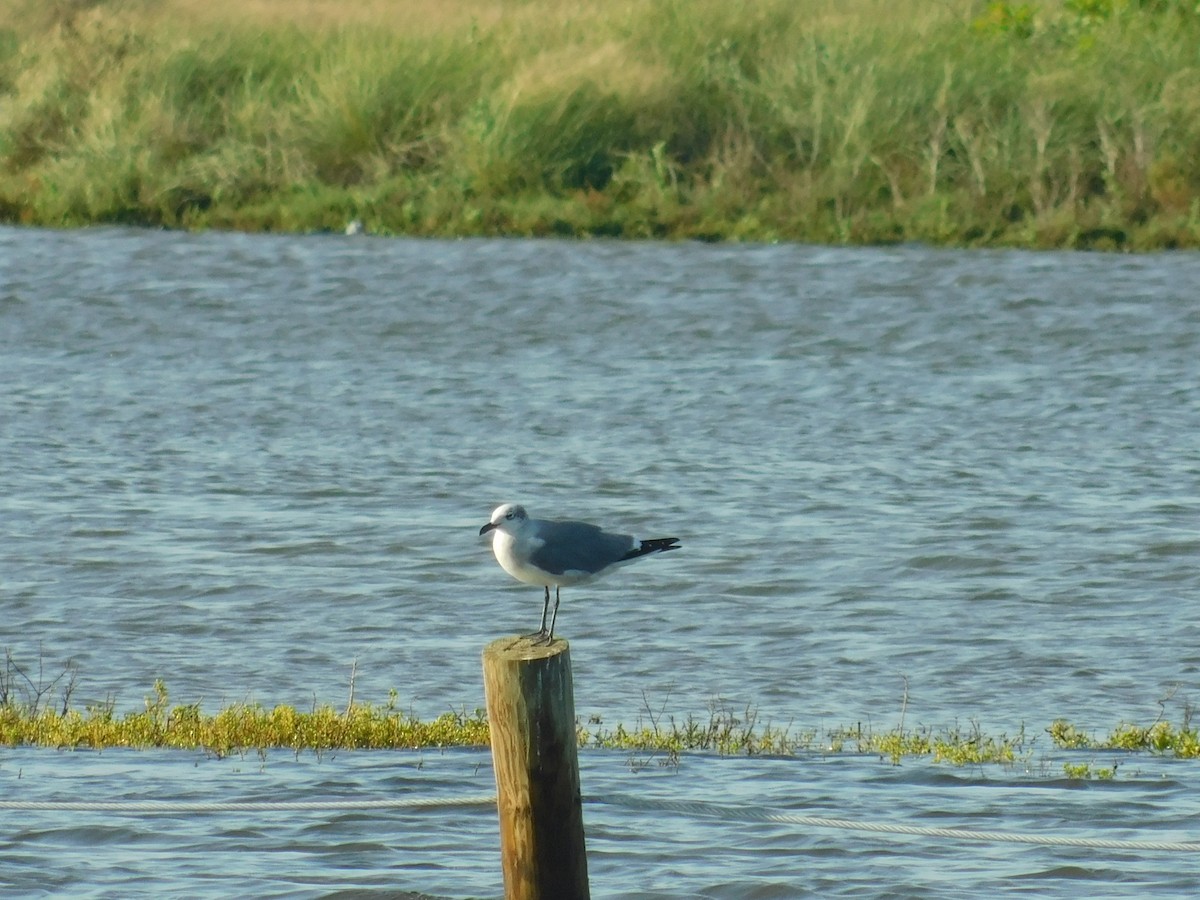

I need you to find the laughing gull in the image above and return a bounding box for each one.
[479,503,680,641]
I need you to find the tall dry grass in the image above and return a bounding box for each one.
[1,0,1198,245]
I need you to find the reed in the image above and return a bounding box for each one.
[1,0,1198,245]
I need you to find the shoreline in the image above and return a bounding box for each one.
[2,1,1198,250]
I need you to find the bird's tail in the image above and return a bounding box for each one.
[620,537,681,561]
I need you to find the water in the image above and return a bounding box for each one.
[2,226,1198,896]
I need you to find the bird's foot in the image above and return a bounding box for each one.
[505,628,553,650]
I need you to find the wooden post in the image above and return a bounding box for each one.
[482,636,590,900]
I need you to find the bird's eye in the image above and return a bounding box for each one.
[505,511,514,519]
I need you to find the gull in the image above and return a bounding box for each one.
[479,503,680,641]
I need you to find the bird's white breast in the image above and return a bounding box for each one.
[491,529,546,586]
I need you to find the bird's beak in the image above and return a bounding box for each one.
[479,521,497,536]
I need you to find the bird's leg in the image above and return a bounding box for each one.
[546,586,561,641]
[517,587,553,644]
[538,585,551,634]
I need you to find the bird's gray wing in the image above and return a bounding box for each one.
[527,520,634,575]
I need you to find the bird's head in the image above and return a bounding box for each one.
[479,503,528,536]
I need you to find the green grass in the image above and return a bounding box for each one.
[4,649,1196,765]
[3,673,1197,772]
[1061,761,1118,779]
[581,712,1031,767]
[0,679,492,757]
[1,0,1198,246]
[1049,714,1200,756]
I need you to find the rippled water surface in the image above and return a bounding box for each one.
[2,226,1199,897]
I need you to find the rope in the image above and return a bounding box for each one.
[2,792,1196,853]
[594,795,1200,853]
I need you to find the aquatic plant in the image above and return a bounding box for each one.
[828,721,1027,766]
[4,652,1197,765]
[1062,761,1118,780]
[3,683,1198,765]
[1049,709,1200,758]
[0,679,491,757]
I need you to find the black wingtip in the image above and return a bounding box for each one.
[621,537,681,561]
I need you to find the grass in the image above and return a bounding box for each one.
[1049,712,1200,757]
[0,676,491,758]
[3,654,1197,772]
[1,0,1198,246]
[580,708,1032,768]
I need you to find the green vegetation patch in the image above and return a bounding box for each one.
[3,686,1198,768]
[1049,715,1200,757]
[3,653,1197,766]
[581,713,1030,768]
[1,0,1198,246]
[0,680,490,756]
